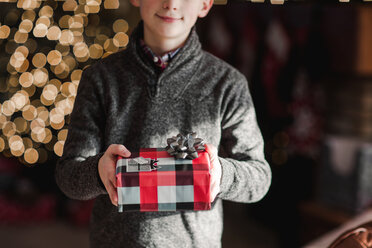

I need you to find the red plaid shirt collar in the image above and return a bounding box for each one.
[139,39,180,71]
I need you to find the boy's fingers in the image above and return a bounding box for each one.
[206,143,221,202]
[210,182,216,201]
[109,172,117,188]
[205,144,217,158]
[210,175,221,202]
[205,143,217,168]
[204,143,211,153]
[108,144,131,157]
[106,181,118,206]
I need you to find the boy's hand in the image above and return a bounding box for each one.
[205,144,222,202]
[98,144,131,206]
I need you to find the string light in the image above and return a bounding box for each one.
[0,137,5,153]
[14,117,28,133]
[24,147,38,164]
[270,0,285,4]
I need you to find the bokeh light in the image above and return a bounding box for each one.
[0,0,136,165]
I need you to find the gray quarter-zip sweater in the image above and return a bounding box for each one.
[55,22,271,248]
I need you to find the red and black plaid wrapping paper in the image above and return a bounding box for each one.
[116,148,211,212]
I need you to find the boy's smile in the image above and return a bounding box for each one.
[131,0,213,55]
[156,14,182,23]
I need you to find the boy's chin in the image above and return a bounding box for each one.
[145,24,191,42]
[161,33,190,42]
[156,28,190,39]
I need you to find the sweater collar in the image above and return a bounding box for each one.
[139,39,180,72]
[126,21,203,100]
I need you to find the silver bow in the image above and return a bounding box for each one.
[165,132,205,159]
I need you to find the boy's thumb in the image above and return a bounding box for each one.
[119,144,131,157]
[205,143,216,153]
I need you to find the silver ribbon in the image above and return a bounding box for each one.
[165,132,205,159]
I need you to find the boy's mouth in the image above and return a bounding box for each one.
[156,14,182,23]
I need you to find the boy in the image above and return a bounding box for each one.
[55,0,272,247]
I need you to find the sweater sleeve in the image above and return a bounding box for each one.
[55,68,107,200]
[218,74,272,203]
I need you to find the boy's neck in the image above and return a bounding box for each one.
[143,29,190,56]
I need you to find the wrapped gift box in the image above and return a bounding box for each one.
[116,148,211,212]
